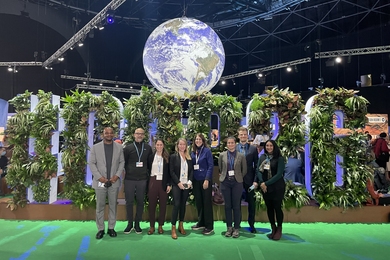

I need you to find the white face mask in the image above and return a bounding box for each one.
[0,151,5,156]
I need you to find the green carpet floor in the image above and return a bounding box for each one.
[0,220,388,260]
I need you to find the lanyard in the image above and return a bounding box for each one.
[195,146,203,164]
[228,151,235,170]
[134,142,144,162]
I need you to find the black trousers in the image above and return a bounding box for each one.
[243,182,256,227]
[124,179,147,224]
[193,179,214,229]
[171,185,190,225]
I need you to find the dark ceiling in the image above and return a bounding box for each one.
[1,0,390,109]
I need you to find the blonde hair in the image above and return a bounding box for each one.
[175,138,191,160]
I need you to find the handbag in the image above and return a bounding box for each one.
[378,152,390,162]
[212,183,224,205]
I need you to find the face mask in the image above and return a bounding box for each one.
[0,151,5,156]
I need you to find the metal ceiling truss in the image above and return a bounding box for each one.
[0,62,42,66]
[42,0,126,67]
[220,57,311,80]
[315,45,390,59]
[76,84,141,94]
[61,75,152,88]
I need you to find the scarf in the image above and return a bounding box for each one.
[259,154,273,180]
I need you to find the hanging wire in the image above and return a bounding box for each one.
[182,0,187,17]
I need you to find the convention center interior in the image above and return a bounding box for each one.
[1,0,390,259]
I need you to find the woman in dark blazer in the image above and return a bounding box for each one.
[190,133,214,235]
[147,139,171,235]
[255,139,286,241]
[169,138,193,239]
[218,136,247,238]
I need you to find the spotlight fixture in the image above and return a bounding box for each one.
[335,57,342,63]
[286,66,292,72]
[83,81,87,84]
[7,66,13,72]
[14,67,18,73]
[106,10,115,24]
[99,82,103,86]
[221,80,226,85]
[45,66,53,70]
[115,84,119,87]
[78,41,84,47]
[256,73,263,78]
[58,57,64,62]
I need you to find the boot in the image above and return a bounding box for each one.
[158,225,164,234]
[267,224,277,239]
[171,225,178,239]
[272,226,282,240]
[178,221,186,235]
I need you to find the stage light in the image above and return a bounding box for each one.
[99,82,103,86]
[7,66,13,72]
[335,57,342,63]
[106,10,115,24]
[78,41,84,47]
[83,81,87,84]
[286,66,292,72]
[58,57,64,62]
[221,80,226,85]
[14,66,18,73]
[45,66,53,70]
[256,73,263,78]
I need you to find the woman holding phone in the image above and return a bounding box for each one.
[169,138,193,239]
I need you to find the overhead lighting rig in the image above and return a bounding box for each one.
[61,75,153,88]
[220,57,311,80]
[76,84,141,94]
[315,45,390,59]
[42,0,126,68]
[0,62,42,67]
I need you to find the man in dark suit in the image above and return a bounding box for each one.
[89,127,125,239]
[237,127,259,233]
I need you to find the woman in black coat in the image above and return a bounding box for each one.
[255,140,286,240]
[169,138,193,239]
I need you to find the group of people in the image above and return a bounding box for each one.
[89,126,286,241]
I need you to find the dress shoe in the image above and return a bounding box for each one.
[148,227,155,235]
[107,229,117,237]
[95,230,105,239]
[158,225,164,234]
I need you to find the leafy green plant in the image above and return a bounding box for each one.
[123,86,155,144]
[185,92,214,140]
[30,90,59,202]
[6,90,33,210]
[283,181,310,211]
[153,92,183,153]
[61,89,98,210]
[94,91,121,134]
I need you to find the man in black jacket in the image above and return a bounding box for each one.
[237,127,259,233]
[123,128,153,234]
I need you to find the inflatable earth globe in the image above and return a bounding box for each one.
[143,17,225,97]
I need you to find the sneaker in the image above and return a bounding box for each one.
[225,227,233,237]
[124,223,133,234]
[134,225,142,234]
[202,228,214,235]
[191,223,205,230]
[232,228,240,238]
